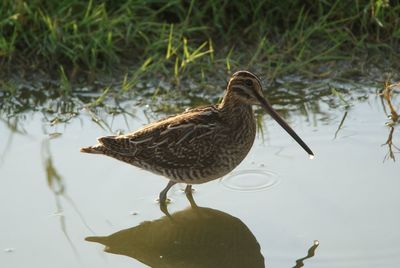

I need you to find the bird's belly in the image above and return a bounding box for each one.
[126,119,257,184]
[155,139,254,184]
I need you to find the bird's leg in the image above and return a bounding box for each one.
[159,181,177,217]
[160,202,172,218]
[184,184,198,209]
[185,184,193,194]
[159,180,176,204]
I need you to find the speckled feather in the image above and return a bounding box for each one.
[87,102,256,183]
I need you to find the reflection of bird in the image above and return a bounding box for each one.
[86,205,265,268]
[81,71,313,203]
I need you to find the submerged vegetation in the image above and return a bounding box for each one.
[0,0,399,115]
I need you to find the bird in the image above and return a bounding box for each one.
[80,70,314,204]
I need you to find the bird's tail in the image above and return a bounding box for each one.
[80,144,104,154]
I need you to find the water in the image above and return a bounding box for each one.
[221,170,279,191]
[0,80,399,267]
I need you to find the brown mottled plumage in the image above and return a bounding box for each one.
[81,71,313,203]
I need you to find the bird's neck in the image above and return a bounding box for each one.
[218,90,257,147]
[218,90,254,123]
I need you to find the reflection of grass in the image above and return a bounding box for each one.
[1,74,371,130]
[331,87,351,109]
[333,111,348,139]
[293,240,319,268]
[330,84,352,139]
[379,81,399,161]
[382,127,399,162]
[41,138,76,256]
[381,81,399,125]
[41,136,95,257]
[0,117,26,165]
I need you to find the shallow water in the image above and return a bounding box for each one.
[1,80,399,268]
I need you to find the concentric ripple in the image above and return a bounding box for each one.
[220,169,279,192]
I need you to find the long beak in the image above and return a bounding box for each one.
[256,94,314,157]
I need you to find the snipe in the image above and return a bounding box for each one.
[81,71,313,204]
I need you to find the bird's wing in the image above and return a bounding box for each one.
[98,105,225,168]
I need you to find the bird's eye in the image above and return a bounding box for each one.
[244,79,253,86]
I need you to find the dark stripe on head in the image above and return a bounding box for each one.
[232,70,262,90]
[232,71,263,99]
[232,70,261,82]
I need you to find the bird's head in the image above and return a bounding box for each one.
[228,70,264,105]
[227,70,314,157]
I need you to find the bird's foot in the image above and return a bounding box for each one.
[156,197,172,204]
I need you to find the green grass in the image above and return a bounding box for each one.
[1,0,400,97]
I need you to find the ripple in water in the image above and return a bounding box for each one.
[221,169,279,192]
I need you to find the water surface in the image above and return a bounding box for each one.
[1,79,399,267]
